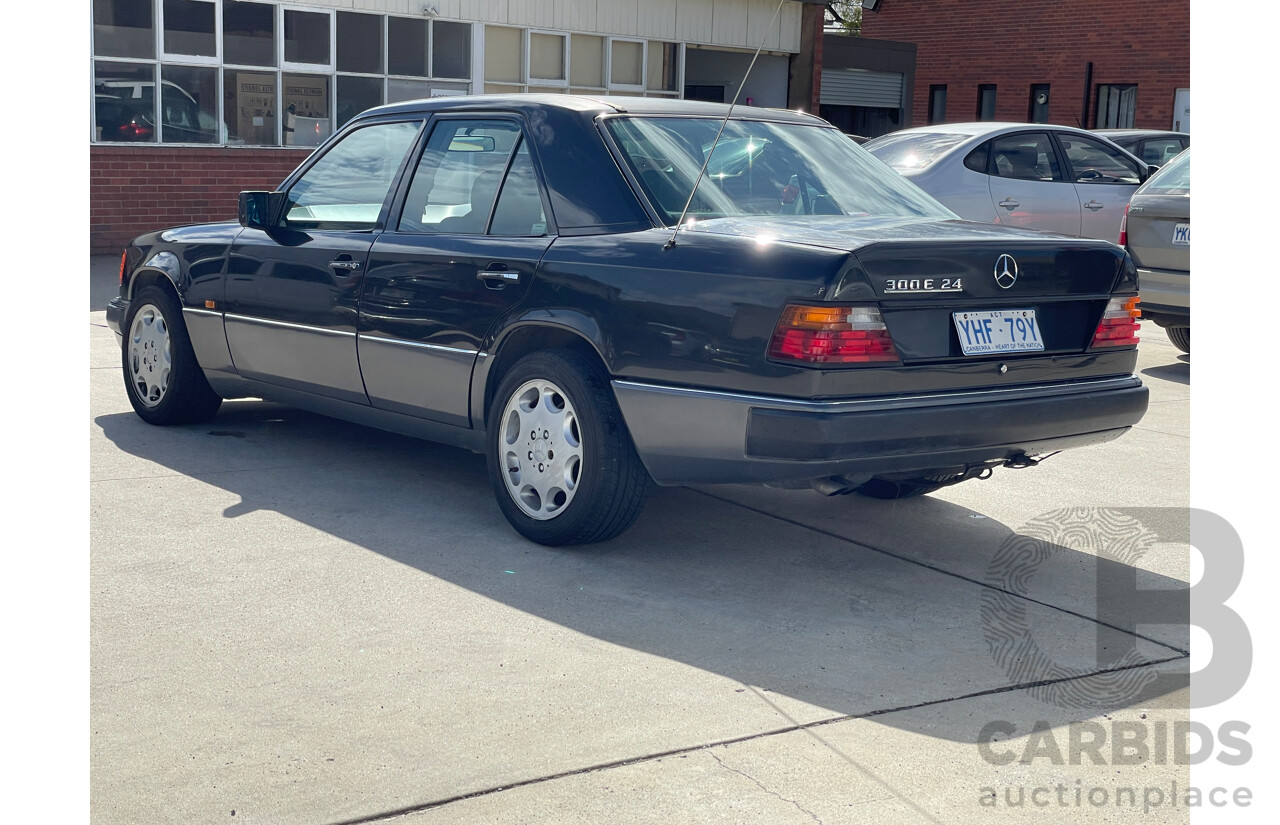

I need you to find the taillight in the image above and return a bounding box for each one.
[769,304,899,364]
[1090,296,1141,348]
[1118,202,1130,246]
[118,251,127,286]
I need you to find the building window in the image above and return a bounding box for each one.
[432,21,471,79]
[223,1,275,67]
[224,68,277,145]
[976,84,996,121]
[1028,83,1050,123]
[284,9,331,66]
[928,85,947,124]
[647,42,681,94]
[530,33,567,84]
[1096,84,1137,128]
[94,0,155,59]
[610,39,644,88]
[163,0,217,58]
[337,12,383,75]
[161,64,219,142]
[94,60,159,142]
[570,34,605,90]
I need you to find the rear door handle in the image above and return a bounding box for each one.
[477,268,521,289]
[1083,200,1105,211]
[998,198,1020,210]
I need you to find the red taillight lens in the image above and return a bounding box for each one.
[1118,202,1130,246]
[118,251,127,286]
[769,304,900,364]
[1090,296,1141,348]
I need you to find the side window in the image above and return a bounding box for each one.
[398,119,522,234]
[1139,138,1186,167]
[963,142,989,173]
[1056,134,1141,184]
[283,121,421,230]
[490,140,548,236]
[989,133,1062,182]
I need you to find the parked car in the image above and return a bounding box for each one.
[1094,129,1189,168]
[1121,147,1190,352]
[107,96,1148,545]
[863,122,1155,241]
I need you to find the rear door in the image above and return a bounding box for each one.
[358,116,555,427]
[224,119,423,403]
[1053,132,1145,241]
[982,131,1082,236]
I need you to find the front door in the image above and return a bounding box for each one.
[223,120,423,403]
[359,117,555,427]
[1053,131,1145,242]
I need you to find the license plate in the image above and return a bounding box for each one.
[953,309,1044,355]
[1172,223,1190,245]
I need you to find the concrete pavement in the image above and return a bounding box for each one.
[90,255,1192,824]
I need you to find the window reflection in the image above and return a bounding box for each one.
[94,61,158,142]
[161,65,219,143]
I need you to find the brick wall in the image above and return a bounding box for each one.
[90,146,312,254]
[860,0,1189,129]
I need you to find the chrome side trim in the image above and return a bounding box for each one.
[612,375,1143,414]
[182,307,222,319]
[224,313,356,337]
[357,334,478,355]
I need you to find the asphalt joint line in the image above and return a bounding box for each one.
[710,751,824,824]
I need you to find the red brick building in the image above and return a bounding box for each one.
[858,0,1189,131]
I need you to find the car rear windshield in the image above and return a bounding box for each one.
[604,116,955,225]
[863,132,968,172]
[1140,148,1190,195]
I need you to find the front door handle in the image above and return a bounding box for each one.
[329,258,362,271]
[998,198,1020,210]
[1083,200,1105,211]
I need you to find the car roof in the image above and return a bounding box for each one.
[357,94,829,125]
[1094,129,1189,136]
[879,122,1109,139]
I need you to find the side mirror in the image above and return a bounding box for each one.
[238,191,286,229]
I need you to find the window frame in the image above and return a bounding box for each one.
[1049,131,1143,185]
[279,116,427,233]
[607,37,647,93]
[390,114,554,237]
[983,130,1068,183]
[527,29,569,88]
[159,0,221,65]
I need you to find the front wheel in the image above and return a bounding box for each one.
[486,350,649,546]
[122,285,222,425]
[1166,326,1190,353]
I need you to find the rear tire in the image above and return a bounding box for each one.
[122,285,222,425]
[486,350,649,546]
[1166,326,1190,353]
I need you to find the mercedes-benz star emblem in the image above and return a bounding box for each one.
[994,254,1019,289]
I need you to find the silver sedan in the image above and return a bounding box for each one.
[864,122,1154,241]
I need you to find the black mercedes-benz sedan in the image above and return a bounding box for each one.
[106,95,1148,545]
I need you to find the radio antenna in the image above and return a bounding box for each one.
[664,0,800,250]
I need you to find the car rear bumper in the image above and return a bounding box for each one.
[612,375,1148,485]
[1137,267,1189,326]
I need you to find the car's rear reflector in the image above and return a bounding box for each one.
[769,304,900,364]
[1090,296,1141,348]
[1118,202,1130,246]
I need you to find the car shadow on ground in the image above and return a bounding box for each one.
[1142,361,1190,385]
[94,400,1189,746]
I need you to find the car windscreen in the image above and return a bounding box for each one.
[863,132,968,172]
[604,116,955,225]
[1139,148,1190,195]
